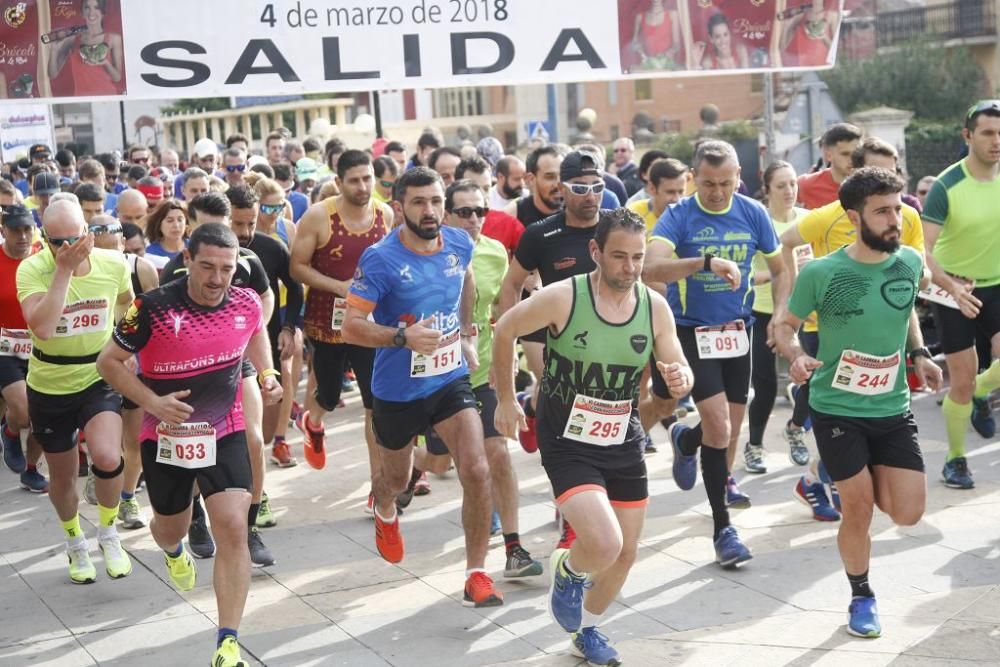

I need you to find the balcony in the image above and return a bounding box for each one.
[875,0,997,48]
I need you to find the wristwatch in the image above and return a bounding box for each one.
[908,346,932,363]
[703,253,716,272]
[393,325,407,348]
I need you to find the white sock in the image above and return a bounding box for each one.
[373,506,397,523]
[580,609,602,630]
[97,525,117,541]
[465,567,487,578]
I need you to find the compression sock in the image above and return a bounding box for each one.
[97,504,118,528]
[248,503,260,528]
[942,395,972,462]
[678,423,703,456]
[61,515,84,540]
[121,491,134,501]
[974,359,1000,399]
[847,569,875,598]
[701,446,730,539]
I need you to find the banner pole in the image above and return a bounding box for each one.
[119,100,128,149]
[373,91,383,139]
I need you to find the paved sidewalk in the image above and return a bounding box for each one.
[1,387,999,666]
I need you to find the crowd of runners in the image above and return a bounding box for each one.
[1,100,998,667]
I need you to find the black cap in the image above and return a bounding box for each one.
[1,205,35,228]
[29,143,51,160]
[560,150,603,182]
[33,172,60,195]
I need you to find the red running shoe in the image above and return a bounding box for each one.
[515,392,538,453]
[301,411,327,470]
[463,571,503,607]
[374,511,404,563]
[557,521,577,549]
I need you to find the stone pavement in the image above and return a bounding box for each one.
[1,387,999,666]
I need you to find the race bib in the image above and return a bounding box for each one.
[331,297,347,331]
[410,329,462,377]
[695,320,749,359]
[0,328,31,360]
[832,350,901,396]
[155,422,217,469]
[918,283,959,310]
[54,299,107,337]
[794,244,814,270]
[562,394,632,446]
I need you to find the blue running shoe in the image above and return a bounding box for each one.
[548,548,589,632]
[714,526,752,568]
[1,417,25,474]
[847,596,881,638]
[794,476,840,521]
[817,460,842,512]
[971,397,996,438]
[19,467,48,493]
[942,457,974,489]
[570,627,622,666]
[668,422,698,491]
[725,475,751,509]
[490,510,501,536]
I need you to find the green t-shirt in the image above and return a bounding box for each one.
[787,245,923,418]
[469,235,508,388]
[922,159,1000,287]
[17,247,130,394]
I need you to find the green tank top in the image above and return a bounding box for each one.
[538,274,653,448]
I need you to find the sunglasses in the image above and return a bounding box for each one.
[89,223,122,235]
[225,164,246,173]
[260,202,284,215]
[566,182,605,196]
[967,99,1000,119]
[917,189,929,196]
[379,179,395,189]
[47,235,81,247]
[132,157,149,164]
[451,206,488,219]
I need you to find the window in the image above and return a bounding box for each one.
[634,79,653,101]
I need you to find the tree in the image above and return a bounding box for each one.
[160,98,231,115]
[821,46,987,121]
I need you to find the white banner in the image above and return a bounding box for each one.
[0,103,54,162]
[1,0,844,103]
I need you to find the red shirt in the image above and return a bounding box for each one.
[0,247,31,329]
[797,168,841,210]
[482,210,524,260]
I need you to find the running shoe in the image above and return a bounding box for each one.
[515,392,538,453]
[396,476,417,510]
[725,476,751,509]
[342,374,357,393]
[301,411,327,470]
[548,548,589,632]
[413,471,431,496]
[793,476,840,521]
[67,539,96,584]
[248,527,275,567]
[786,384,813,431]
[570,627,622,667]
[743,442,766,474]
[269,437,298,467]
[942,457,975,489]
[289,400,304,431]
[118,496,146,529]
[557,521,577,549]
[463,571,504,607]
[98,532,133,579]
[490,510,502,537]
[19,468,48,493]
[817,460,842,511]
[83,471,98,506]
[256,493,276,528]
[504,545,544,578]
[971,397,996,438]
[713,526,752,568]
[164,548,196,591]
[1,417,25,473]
[643,433,658,455]
[374,511,404,563]
[668,421,698,491]
[187,513,216,559]
[784,425,811,466]
[345,368,357,382]
[847,596,881,638]
[676,393,696,417]
[212,636,248,667]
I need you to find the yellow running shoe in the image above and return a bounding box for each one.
[211,636,248,667]
[98,533,133,579]
[67,539,96,584]
[165,548,197,591]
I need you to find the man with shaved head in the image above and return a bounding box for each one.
[17,200,135,584]
[116,189,149,227]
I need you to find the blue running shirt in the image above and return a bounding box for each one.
[347,225,474,402]
[651,193,780,327]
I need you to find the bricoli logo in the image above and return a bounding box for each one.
[4,3,27,28]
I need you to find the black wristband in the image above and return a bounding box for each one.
[703,253,715,272]
[908,346,932,363]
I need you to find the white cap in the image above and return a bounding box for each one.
[193,138,219,158]
[247,155,268,169]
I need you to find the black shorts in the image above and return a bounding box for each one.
[649,356,671,399]
[28,380,122,454]
[141,431,252,516]
[425,384,501,455]
[122,374,143,411]
[372,377,476,451]
[542,454,648,507]
[676,325,752,404]
[519,327,547,345]
[811,409,924,482]
[0,356,28,391]
[932,284,1000,355]
[241,358,256,379]
[309,338,375,410]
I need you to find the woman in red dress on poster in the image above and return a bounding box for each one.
[694,13,750,70]
[46,0,123,96]
[629,0,683,70]
[779,0,839,67]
